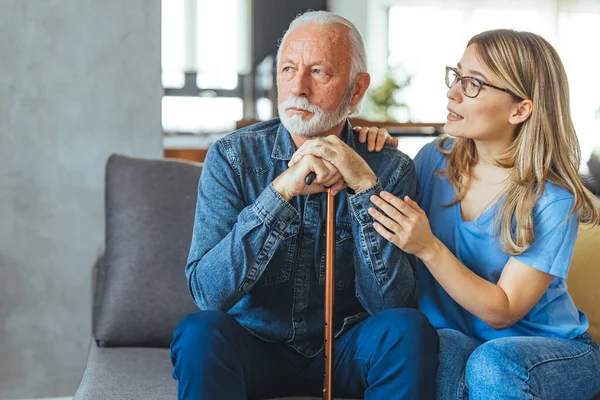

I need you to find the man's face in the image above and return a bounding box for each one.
[277,23,354,137]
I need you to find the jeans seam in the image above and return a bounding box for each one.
[457,368,467,400]
[526,345,595,372]
[524,345,596,399]
[524,370,535,400]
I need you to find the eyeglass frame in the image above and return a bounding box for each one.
[445,66,520,99]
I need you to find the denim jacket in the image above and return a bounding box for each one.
[186,118,418,357]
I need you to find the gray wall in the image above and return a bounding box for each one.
[252,0,328,67]
[0,0,162,398]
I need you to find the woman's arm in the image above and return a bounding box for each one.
[329,126,557,329]
[369,192,553,330]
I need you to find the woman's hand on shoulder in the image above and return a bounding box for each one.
[354,126,399,152]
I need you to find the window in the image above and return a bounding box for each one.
[378,0,600,169]
[161,0,251,134]
[388,1,555,123]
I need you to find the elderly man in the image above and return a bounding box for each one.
[170,11,438,400]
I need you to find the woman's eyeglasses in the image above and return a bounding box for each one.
[445,66,518,99]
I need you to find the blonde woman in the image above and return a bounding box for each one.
[292,29,600,399]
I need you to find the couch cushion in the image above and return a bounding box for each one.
[74,343,176,400]
[568,225,600,341]
[74,343,356,400]
[93,154,201,347]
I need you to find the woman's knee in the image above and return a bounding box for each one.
[438,329,480,363]
[465,340,519,390]
[438,328,471,343]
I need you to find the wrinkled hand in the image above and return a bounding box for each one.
[354,126,399,151]
[273,154,346,201]
[368,192,436,259]
[288,136,377,194]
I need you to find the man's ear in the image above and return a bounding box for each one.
[350,73,371,107]
[509,99,533,125]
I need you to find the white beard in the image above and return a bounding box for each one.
[277,87,353,137]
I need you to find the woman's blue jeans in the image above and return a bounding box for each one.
[170,308,439,400]
[437,328,600,399]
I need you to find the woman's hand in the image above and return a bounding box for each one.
[354,126,399,152]
[369,192,438,260]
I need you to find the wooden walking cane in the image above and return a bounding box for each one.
[306,172,335,400]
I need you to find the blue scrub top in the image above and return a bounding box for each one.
[414,139,588,341]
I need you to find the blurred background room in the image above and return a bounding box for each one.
[1,0,599,399]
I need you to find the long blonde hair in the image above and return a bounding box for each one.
[438,29,599,255]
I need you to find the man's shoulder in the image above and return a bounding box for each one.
[352,132,414,183]
[208,118,281,170]
[217,118,281,147]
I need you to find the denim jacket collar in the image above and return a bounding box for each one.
[270,119,356,161]
[271,123,296,160]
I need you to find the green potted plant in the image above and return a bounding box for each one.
[364,68,411,122]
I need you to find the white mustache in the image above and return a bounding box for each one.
[280,96,323,114]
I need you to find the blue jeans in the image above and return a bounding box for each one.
[171,308,438,400]
[437,328,600,399]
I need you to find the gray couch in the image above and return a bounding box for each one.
[73,154,348,400]
[74,154,600,400]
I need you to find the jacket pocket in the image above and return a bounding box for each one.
[318,222,355,291]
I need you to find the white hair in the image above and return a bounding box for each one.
[276,10,368,116]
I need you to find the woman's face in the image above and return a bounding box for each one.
[445,45,519,143]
